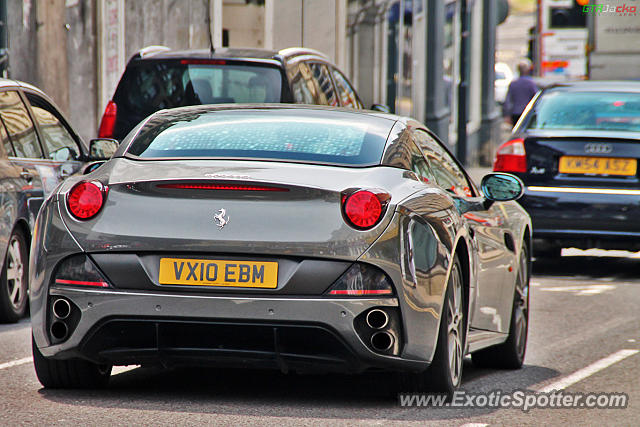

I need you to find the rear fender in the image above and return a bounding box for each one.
[29,196,83,349]
[358,194,472,363]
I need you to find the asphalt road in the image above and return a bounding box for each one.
[1,249,639,426]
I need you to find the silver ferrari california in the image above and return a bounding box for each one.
[30,105,531,395]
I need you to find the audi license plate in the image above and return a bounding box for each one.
[159,258,278,288]
[558,156,637,176]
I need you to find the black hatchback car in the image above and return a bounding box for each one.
[98,46,366,140]
[493,81,640,257]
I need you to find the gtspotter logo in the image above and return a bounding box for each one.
[582,3,638,15]
[584,143,613,154]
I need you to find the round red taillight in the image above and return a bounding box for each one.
[67,181,106,220]
[344,190,383,229]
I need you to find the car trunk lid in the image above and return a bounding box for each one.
[59,159,418,261]
[522,130,640,188]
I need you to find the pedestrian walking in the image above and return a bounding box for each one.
[503,59,538,125]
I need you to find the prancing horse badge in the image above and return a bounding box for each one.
[213,208,230,229]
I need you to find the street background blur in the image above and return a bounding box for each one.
[5,0,635,169]
[0,0,522,167]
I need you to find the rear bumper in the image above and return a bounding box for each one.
[74,318,364,373]
[35,286,429,373]
[520,187,640,250]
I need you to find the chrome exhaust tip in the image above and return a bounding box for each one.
[366,309,389,330]
[50,321,69,341]
[52,298,71,320]
[370,331,394,352]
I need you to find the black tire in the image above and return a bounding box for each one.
[32,336,111,389]
[401,255,465,396]
[533,245,561,259]
[472,243,530,369]
[0,230,28,323]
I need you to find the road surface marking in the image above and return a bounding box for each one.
[0,357,32,371]
[537,349,639,393]
[0,358,140,374]
[459,424,489,427]
[539,284,616,296]
[563,248,640,258]
[111,365,140,375]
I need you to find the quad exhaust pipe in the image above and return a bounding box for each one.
[366,309,389,329]
[370,331,394,352]
[50,321,69,341]
[50,298,73,341]
[52,298,71,320]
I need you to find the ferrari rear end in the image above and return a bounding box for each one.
[29,106,438,386]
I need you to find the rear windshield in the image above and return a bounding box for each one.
[526,90,640,132]
[125,109,393,166]
[112,61,283,138]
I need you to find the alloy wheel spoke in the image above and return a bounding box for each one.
[5,237,24,308]
[451,276,458,312]
[448,300,456,332]
[6,266,18,281]
[517,313,527,353]
[450,333,461,382]
[9,281,19,303]
[516,252,529,310]
[9,241,20,267]
[449,333,458,377]
[518,254,526,286]
[456,338,462,376]
[448,269,464,384]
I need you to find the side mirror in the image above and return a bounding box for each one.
[481,172,524,203]
[370,104,391,113]
[89,138,118,160]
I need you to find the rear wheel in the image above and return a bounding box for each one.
[0,230,28,323]
[32,336,111,388]
[472,243,530,369]
[401,255,465,396]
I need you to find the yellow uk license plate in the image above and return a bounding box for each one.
[558,156,637,176]
[159,258,278,288]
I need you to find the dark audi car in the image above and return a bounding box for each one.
[494,81,640,257]
[98,46,366,140]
